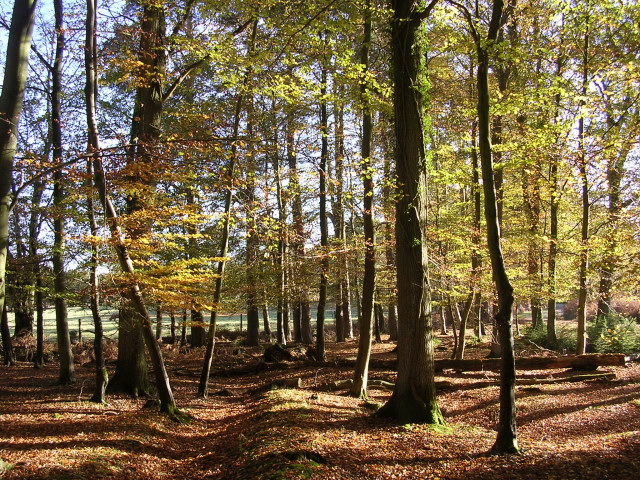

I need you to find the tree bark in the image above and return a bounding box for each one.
[85,0,108,402]
[245,84,260,347]
[377,0,442,425]
[351,1,375,397]
[576,6,590,355]
[51,0,75,386]
[0,0,38,323]
[199,21,257,396]
[1,305,15,365]
[286,112,313,344]
[472,0,519,454]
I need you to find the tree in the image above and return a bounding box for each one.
[51,0,75,386]
[451,0,519,454]
[351,0,375,398]
[84,0,108,403]
[0,0,38,333]
[377,0,443,425]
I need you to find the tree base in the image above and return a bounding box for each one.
[488,443,521,456]
[377,391,444,425]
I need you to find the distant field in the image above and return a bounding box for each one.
[7,306,351,341]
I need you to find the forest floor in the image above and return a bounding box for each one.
[1,332,639,479]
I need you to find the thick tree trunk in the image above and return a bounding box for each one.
[0,0,38,322]
[596,130,627,318]
[109,308,149,396]
[378,0,442,425]
[190,310,205,347]
[87,43,177,416]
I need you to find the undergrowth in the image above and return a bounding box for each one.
[518,314,640,354]
[518,323,576,353]
[587,315,640,354]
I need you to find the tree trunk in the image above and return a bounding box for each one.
[180,310,187,346]
[0,0,38,322]
[109,307,149,396]
[199,21,257,396]
[1,305,15,365]
[576,8,590,355]
[275,117,288,345]
[170,312,176,344]
[155,307,162,341]
[316,37,330,363]
[351,1,375,397]
[51,0,75,386]
[473,0,518,454]
[377,0,442,425]
[190,310,205,347]
[88,67,177,417]
[85,0,108,402]
[245,87,260,347]
[28,174,44,367]
[262,301,272,340]
[455,293,475,360]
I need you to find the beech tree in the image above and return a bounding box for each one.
[378,0,443,425]
[0,0,38,333]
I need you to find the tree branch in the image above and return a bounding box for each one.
[163,54,211,102]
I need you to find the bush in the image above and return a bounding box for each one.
[586,314,640,354]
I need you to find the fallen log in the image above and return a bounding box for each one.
[435,353,626,372]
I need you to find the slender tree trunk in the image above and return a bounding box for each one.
[473,0,518,454]
[170,311,176,344]
[1,305,15,365]
[547,51,563,346]
[28,176,44,367]
[245,84,260,347]
[0,0,38,322]
[286,112,313,344]
[85,3,176,414]
[155,307,162,340]
[180,310,187,346]
[381,114,398,342]
[275,121,288,345]
[186,188,205,347]
[199,22,257,396]
[455,293,475,360]
[576,7,590,355]
[85,0,108,402]
[351,0,375,396]
[51,0,75,386]
[378,0,442,425]
[316,37,330,363]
